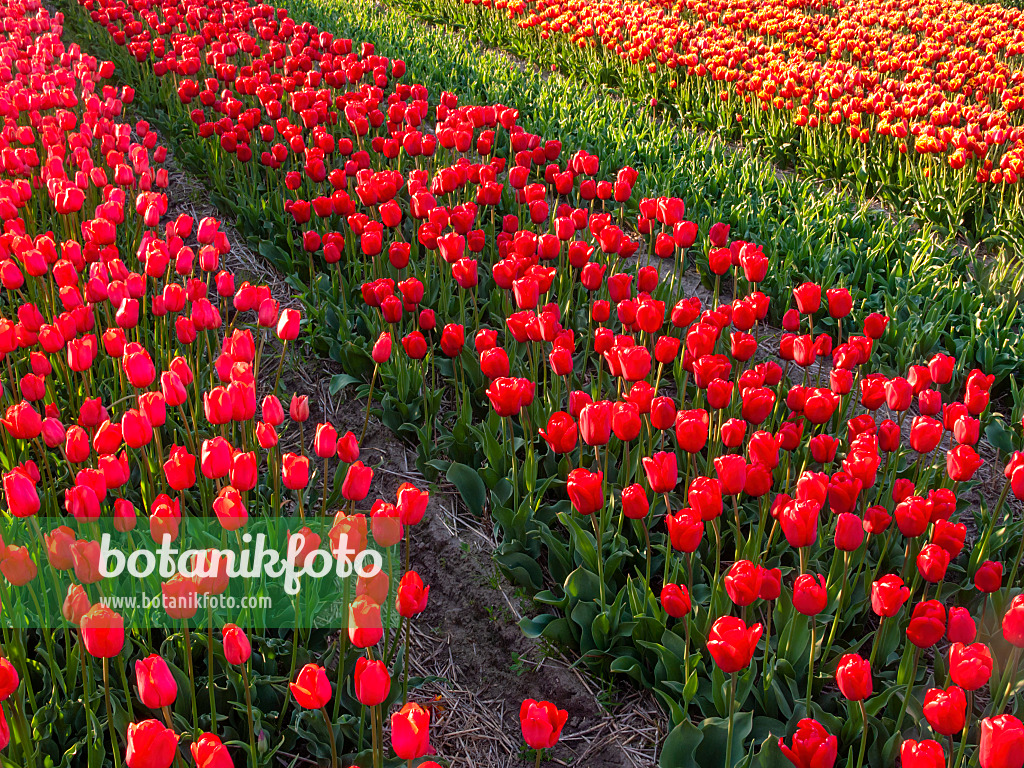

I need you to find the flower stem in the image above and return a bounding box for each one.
[321,707,338,768]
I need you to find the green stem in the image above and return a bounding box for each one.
[321,708,339,768]
[854,700,869,768]
[725,671,738,768]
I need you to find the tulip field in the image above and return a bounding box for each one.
[390,0,1024,246]
[0,0,1022,764]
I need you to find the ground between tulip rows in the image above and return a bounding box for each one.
[94,64,666,765]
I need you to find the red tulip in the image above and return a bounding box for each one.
[900,739,945,768]
[778,719,837,768]
[660,583,691,617]
[290,664,331,709]
[1002,594,1024,647]
[354,657,391,707]
[979,715,1024,768]
[135,654,177,708]
[391,702,432,759]
[724,560,763,607]
[222,624,251,665]
[706,616,762,673]
[126,720,178,768]
[835,654,872,701]
[949,642,993,691]
[907,601,947,648]
[567,468,603,515]
[792,574,827,616]
[396,570,430,617]
[80,605,125,658]
[642,451,677,494]
[923,686,966,736]
[520,699,568,750]
[190,732,234,768]
[870,575,910,618]
[342,461,373,501]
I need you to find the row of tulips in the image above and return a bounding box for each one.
[0,2,539,767]
[385,0,1024,247]
[59,0,1024,766]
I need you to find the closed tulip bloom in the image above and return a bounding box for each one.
[759,568,783,601]
[190,732,234,768]
[707,616,763,672]
[397,570,430,617]
[870,575,910,618]
[520,699,568,750]
[923,686,967,736]
[621,484,649,520]
[1002,595,1024,647]
[579,401,612,446]
[163,445,196,490]
[126,720,178,768]
[349,595,384,648]
[980,715,1024,768]
[642,451,677,494]
[314,423,337,458]
[725,560,763,607]
[834,513,865,551]
[793,282,821,314]
[354,657,391,707]
[947,607,977,644]
[281,453,310,490]
[660,583,691,617]
[835,654,872,701]
[371,331,392,364]
[778,718,837,768]
[392,702,432,759]
[900,739,946,768]
[916,543,950,584]
[486,377,524,417]
[688,476,722,521]
[0,658,18,702]
[222,624,251,665]
[289,395,309,422]
[80,605,125,658]
[947,445,982,482]
[909,416,943,454]
[666,508,704,552]
[290,664,331,709]
[714,454,746,496]
[975,561,1003,593]
[567,468,604,515]
[780,500,819,548]
[3,470,39,518]
[135,654,177,708]
[793,574,827,616]
[675,409,709,452]
[949,642,993,691]
[342,461,373,501]
[611,401,641,441]
[908,601,947,648]
[63,584,91,625]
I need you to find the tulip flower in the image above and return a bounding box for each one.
[778,719,837,768]
[126,720,178,768]
[135,654,177,709]
[354,657,391,707]
[521,698,568,765]
[900,739,945,768]
[190,732,234,768]
[391,702,432,760]
[923,686,967,736]
[980,715,1024,768]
